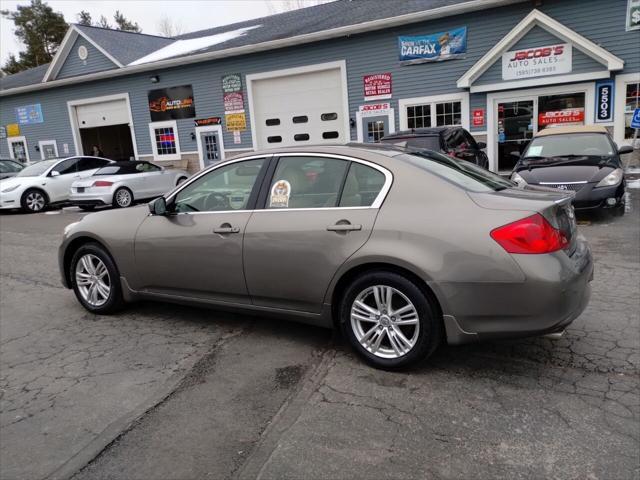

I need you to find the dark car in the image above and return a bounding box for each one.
[380,127,489,168]
[0,158,24,180]
[510,126,633,215]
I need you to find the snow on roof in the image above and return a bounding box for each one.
[128,25,261,66]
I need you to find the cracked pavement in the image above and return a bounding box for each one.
[1,189,639,480]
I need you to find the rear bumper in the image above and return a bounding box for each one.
[443,235,593,345]
[69,191,112,206]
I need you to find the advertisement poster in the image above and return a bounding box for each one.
[502,44,571,81]
[148,85,196,121]
[6,123,20,137]
[472,109,485,127]
[595,80,614,123]
[363,73,392,101]
[224,91,245,113]
[15,104,44,124]
[222,73,242,93]
[538,108,584,126]
[398,27,467,64]
[225,112,246,132]
[194,117,222,127]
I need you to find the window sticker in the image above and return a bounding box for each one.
[528,145,543,156]
[270,179,291,208]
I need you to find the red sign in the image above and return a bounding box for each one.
[223,92,244,113]
[538,108,585,126]
[364,73,392,101]
[194,117,222,127]
[472,108,485,127]
[360,102,391,112]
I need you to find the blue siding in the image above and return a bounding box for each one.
[57,36,118,80]
[1,0,638,160]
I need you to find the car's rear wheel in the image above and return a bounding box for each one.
[70,243,124,314]
[340,271,442,369]
[113,187,133,208]
[20,189,48,213]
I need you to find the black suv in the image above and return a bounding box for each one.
[380,127,489,169]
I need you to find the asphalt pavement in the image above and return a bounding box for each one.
[0,190,638,480]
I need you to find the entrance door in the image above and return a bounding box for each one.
[497,100,534,172]
[8,137,29,162]
[196,127,224,169]
[362,115,389,143]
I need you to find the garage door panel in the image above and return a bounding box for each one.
[76,100,129,129]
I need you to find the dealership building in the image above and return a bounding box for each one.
[0,0,638,173]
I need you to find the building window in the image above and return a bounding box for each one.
[407,105,431,129]
[367,120,385,142]
[435,101,462,126]
[625,82,640,139]
[149,121,181,161]
[406,101,462,128]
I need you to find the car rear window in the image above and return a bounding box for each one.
[381,136,441,151]
[95,164,141,175]
[397,151,513,192]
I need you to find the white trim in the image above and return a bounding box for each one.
[245,60,350,150]
[356,109,396,143]
[398,92,470,130]
[149,120,181,161]
[38,140,58,160]
[6,136,30,162]
[614,72,640,145]
[66,92,139,158]
[195,125,226,170]
[470,71,612,93]
[3,0,526,96]
[457,9,624,89]
[486,81,595,172]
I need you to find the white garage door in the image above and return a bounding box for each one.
[75,99,129,129]
[251,68,346,149]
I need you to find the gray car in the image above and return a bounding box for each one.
[59,145,593,368]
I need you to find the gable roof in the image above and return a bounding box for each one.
[1,0,526,94]
[457,9,624,92]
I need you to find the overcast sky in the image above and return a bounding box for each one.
[0,0,320,64]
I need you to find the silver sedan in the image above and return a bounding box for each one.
[59,145,593,369]
[69,161,189,209]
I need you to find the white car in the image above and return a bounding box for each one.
[69,161,189,209]
[0,156,113,213]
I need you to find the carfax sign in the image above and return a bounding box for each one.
[398,27,467,64]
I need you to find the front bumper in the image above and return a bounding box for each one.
[565,182,624,210]
[0,190,22,209]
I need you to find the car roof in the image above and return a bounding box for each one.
[241,143,408,158]
[382,127,452,139]
[535,125,609,137]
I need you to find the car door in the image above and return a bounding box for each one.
[133,157,268,304]
[243,154,390,313]
[140,163,171,197]
[46,157,81,202]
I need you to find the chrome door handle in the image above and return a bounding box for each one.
[213,226,240,234]
[327,223,362,232]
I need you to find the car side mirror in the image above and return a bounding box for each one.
[476,141,487,149]
[50,170,60,177]
[618,145,634,155]
[148,196,167,215]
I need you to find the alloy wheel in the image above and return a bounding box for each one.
[115,189,132,207]
[350,285,420,359]
[75,254,111,307]
[25,191,45,212]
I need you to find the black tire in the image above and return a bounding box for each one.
[176,176,188,186]
[339,271,442,370]
[79,205,96,211]
[113,187,133,208]
[20,188,48,213]
[70,242,124,314]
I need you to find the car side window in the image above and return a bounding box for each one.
[52,158,79,175]
[173,158,264,213]
[266,156,348,209]
[339,163,386,207]
[136,162,161,172]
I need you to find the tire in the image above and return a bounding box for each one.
[176,176,187,186]
[20,188,48,213]
[113,187,133,208]
[79,205,96,211]
[70,242,124,314]
[339,271,442,370]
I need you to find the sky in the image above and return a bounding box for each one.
[0,0,321,64]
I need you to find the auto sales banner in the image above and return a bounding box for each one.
[538,108,584,126]
[398,27,467,65]
[148,85,196,121]
[502,43,572,81]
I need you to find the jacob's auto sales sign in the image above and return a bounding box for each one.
[538,108,584,126]
[502,43,572,81]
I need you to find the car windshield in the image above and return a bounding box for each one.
[381,136,440,151]
[522,133,615,163]
[397,150,513,192]
[16,160,57,177]
[0,160,23,173]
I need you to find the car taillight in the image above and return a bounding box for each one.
[92,180,113,187]
[490,214,568,254]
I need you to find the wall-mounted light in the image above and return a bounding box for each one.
[150,75,160,83]
[349,118,355,128]
[190,132,196,141]
[34,145,40,152]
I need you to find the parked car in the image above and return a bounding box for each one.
[0,156,113,213]
[0,158,24,180]
[59,144,592,369]
[510,126,632,215]
[69,161,189,210]
[380,127,489,168]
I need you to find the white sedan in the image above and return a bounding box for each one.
[69,161,189,209]
[0,156,113,213]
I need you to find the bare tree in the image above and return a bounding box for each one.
[266,0,330,15]
[156,14,184,37]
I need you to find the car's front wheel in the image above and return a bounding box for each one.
[70,243,124,314]
[340,271,442,369]
[20,188,48,213]
[113,187,133,208]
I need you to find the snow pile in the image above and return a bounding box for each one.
[129,25,261,65]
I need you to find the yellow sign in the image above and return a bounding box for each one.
[225,112,246,132]
[6,123,20,137]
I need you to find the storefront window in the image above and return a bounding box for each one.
[407,105,431,129]
[538,93,585,132]
[435,101,462,126]
[406,101,462,129]
[625,82,640,139]
[154,126,177,156]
